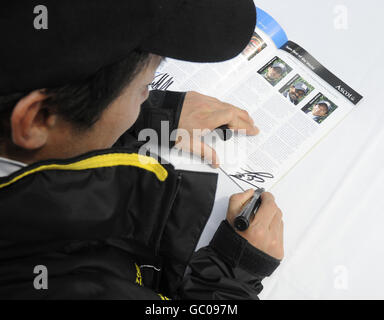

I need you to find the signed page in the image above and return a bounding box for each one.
[210,43,361,191]
[155,12,363,192]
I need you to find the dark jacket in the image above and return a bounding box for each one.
[0,90,279,300]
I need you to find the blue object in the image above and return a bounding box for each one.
[256,7,288,49]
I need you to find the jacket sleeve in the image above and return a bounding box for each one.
[116,90,186,148]
[178,220,281,300]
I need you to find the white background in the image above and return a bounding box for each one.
[185,0,384,300]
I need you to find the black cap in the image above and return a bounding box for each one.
[0,0,256,95]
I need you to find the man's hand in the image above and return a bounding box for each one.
[226,189,284,260]
[176,91,259,168]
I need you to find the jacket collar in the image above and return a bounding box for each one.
[0,156,26,178]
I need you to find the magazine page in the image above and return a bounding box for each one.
[213,42,363,191]
[154,7,363,192]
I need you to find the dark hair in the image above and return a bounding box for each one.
[0,50,151,144]
[317,103,330,113]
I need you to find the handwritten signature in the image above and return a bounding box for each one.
[230,169,274,189]
[151,72,174,91]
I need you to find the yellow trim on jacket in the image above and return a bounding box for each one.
[0,153,168,190]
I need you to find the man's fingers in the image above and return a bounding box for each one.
[276,219,284,260]
[227,189,255,224]
[229,115,260,136]
[206,108,259,136]
[174,132,221,168]
[269,208,283,233]
[252,192,278,227]
[224,104,254,125]
[220,106,259,136]
[208,109,235,129]
[279,220,284,245]
[190,140,220,168]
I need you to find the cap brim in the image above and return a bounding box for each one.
[0,0,256,95]
[140,0,257,63]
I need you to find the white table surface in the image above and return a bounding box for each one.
[171,0,384,300]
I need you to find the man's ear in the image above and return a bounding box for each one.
[11,90,56,150]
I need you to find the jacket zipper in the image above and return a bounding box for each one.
[151,173,182,291]
[154,173,182,257]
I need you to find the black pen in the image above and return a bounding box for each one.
[234,188,265,232]
[215,125,233,141]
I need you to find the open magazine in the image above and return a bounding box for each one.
[152,6,363,192]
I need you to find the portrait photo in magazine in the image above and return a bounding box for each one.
[301,93,338,124]
[242,32,267,61]
[279,74,314,105]
[258,56,293,87]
